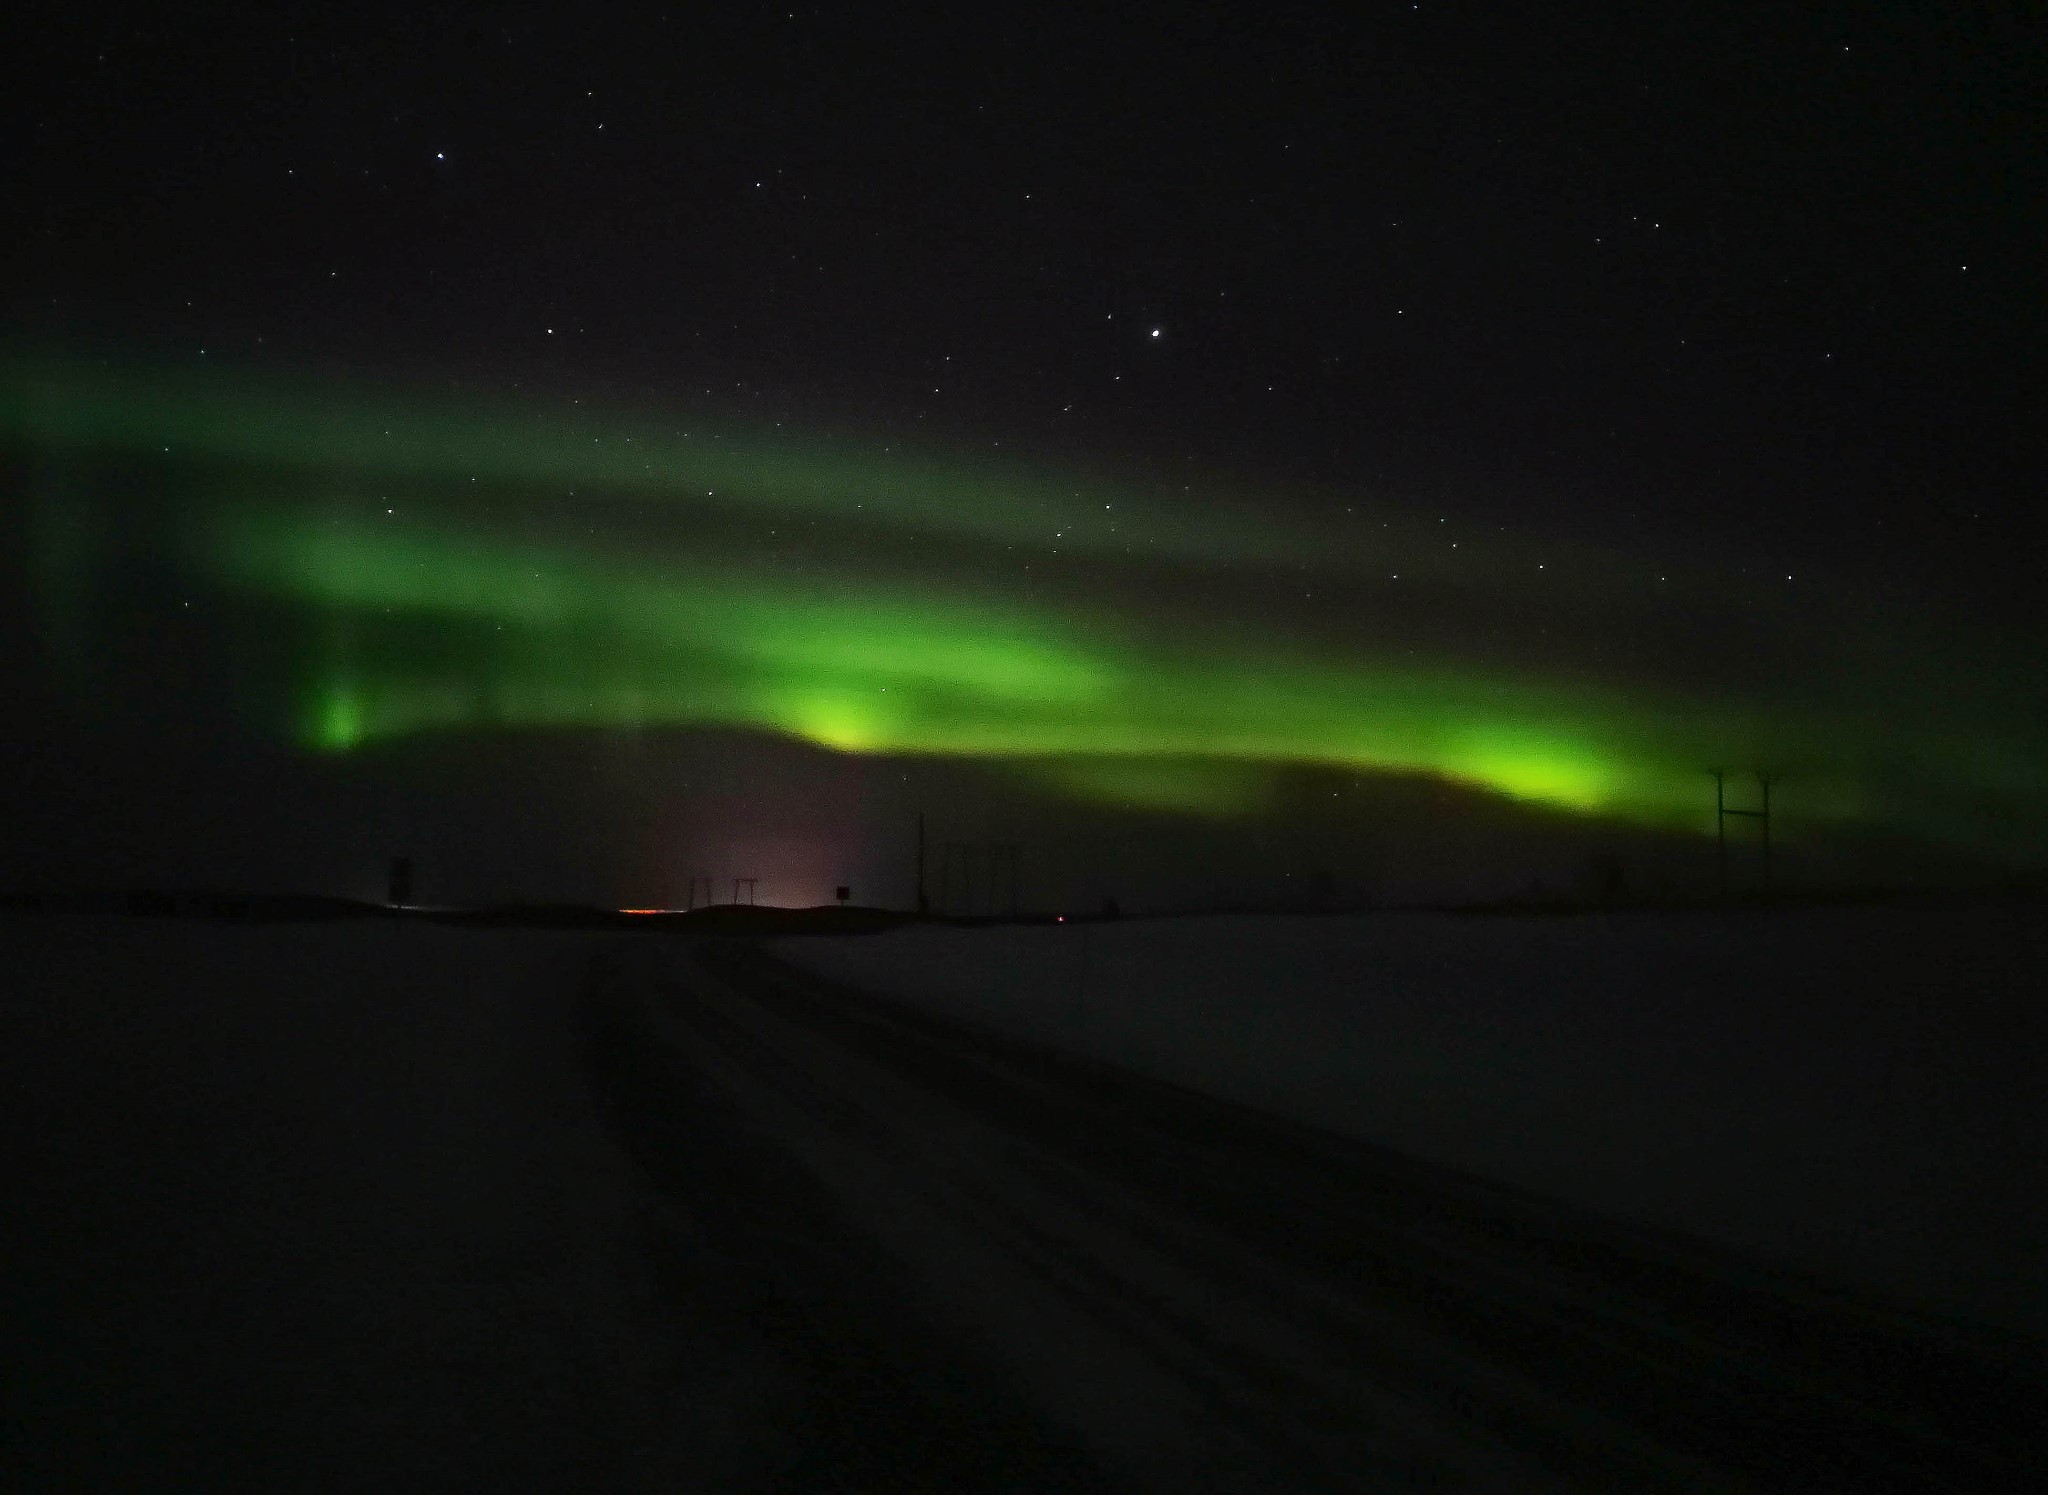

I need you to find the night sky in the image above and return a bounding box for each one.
[4,3,2043,909]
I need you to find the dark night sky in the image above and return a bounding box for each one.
[3,2,2044,906]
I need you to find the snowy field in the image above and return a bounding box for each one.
[1,915,683,1491]
[774,904,2048,1337]
[8,903,2044,1491]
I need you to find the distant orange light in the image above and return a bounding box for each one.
[619,908,668,915]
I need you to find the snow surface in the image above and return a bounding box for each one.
[10,902,2043,1490]
[1,915,694,1491]
[773,905,2048,1337]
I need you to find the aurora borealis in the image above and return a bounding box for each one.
[8,351,2043,883]
[6,4,2043,907]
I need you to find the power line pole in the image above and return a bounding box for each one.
[934,839,1019,916]
[1712,769,1772,900]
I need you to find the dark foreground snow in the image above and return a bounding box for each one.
[774,905,2048,1337]
[7,908,2045,1491]
[3,917,669,1490]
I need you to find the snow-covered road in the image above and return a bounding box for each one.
[590,936,2046,1492]
[10,911,2043,1492]
[772,907,2048,1336]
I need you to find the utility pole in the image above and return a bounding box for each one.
[1712,769,1773,900]
[935,839,1019,916]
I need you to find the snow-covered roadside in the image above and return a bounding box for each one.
[772,906,2048,1336]
[2,915,673,1491]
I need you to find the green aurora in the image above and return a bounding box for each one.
[7,353,2043,854]
[209,502,1813,826]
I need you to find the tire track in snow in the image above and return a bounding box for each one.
[599,938,2047,1493]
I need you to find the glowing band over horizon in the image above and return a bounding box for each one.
[211,503,1862,831]
[6,350,2044,853]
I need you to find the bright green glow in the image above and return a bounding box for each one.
[207,507,1117,735]
[198,503,1894,832]
[7,351,2043,854]
[312,681,367,753]
[1442,731,1619,814]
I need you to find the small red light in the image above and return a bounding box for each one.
[1056,915,1065,922]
